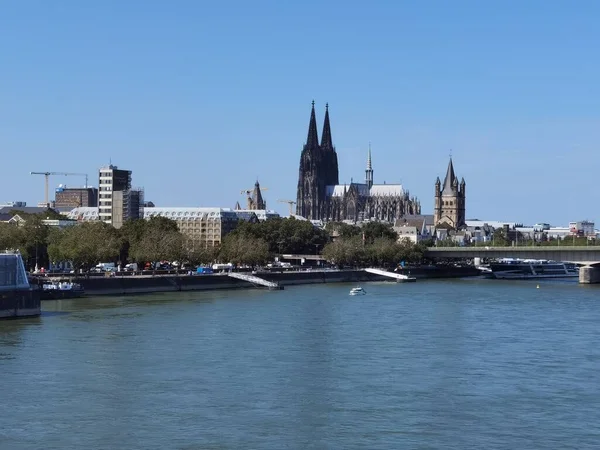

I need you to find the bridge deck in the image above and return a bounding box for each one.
[426,246,600,264]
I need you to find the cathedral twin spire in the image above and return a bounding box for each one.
[297,102,423,222]
[306,101,320,149]
[305,101,334,151]
[297,102,339,219]
[321,103,333,150]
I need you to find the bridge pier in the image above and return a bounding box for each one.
[579,266,600,284]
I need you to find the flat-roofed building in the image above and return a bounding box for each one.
[233,209,280,222]
[143,207,238,247]
[65,207,100,222]
[143,207,279,247]
[97,165,143,228]
[54,185,98,210]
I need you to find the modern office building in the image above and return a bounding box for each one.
[111,188,144,229]
[97,165,143,228]
[54,185,98,210]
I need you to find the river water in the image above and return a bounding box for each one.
[1,279,600,449]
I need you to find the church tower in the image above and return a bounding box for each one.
[320,103,339,186]
[247,180,266,210]
[296,101,325,219]
[365,143,373,189]
[434,158,466,229]
[296,102,339,220]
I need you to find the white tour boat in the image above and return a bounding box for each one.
[490,258,579,280]
[349,286,366,296]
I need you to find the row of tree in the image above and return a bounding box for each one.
[0,213,53,270]
[322,222,427,267]
[0,211,429,271]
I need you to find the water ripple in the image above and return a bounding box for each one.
[0,280,599,449]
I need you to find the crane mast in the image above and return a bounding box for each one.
[30,171,89,207]
[277,199,297,216]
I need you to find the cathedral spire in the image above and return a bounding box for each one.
[442,157,456,193]
[306,100,319,149]
[365,143,373,189]
[251,180,266,210]
[321,103,333,150]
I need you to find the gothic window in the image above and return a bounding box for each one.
[347,201,356,219]
[304,159,311,172]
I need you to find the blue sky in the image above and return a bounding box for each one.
[1,0,599,226]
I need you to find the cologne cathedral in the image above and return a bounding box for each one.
[296,102,420,222]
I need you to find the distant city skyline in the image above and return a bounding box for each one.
[1,1,599,226]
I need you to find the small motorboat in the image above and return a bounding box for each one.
[349,286,366,296]
[40,280,85,300]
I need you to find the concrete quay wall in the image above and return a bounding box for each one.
[74,266,480,296]
[76,270,378,296]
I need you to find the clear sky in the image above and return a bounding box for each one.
[1,0,599,226]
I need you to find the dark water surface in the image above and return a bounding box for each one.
[1,279,600,449]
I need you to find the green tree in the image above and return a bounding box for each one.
[325,222,361,239]
[119,219,149,262]
[226,217,329,255]
[0,223,25,254]
[322,231,427,268]
[366,237,398,267]
[47,228,66,266]
[57,222,121,271]
[361,222,398,243]
[491,228,509,246]
[21,215,50,268]
[125,217,183,264]
[219,234,269,266]
[396,239,427,264]
[130,227,184,263]
[322,235,367,267]
[183,239,218,266]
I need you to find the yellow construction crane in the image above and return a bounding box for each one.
[240,186,269,196]
[278,199,297,215]
[30,171,89,207]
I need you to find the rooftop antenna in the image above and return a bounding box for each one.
[449,149,453,159]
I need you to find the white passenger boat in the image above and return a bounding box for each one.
[349,286,366,295]
[490,258,579,279]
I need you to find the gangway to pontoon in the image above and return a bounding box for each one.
[227,272,283,290]
[364,267,417,282]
